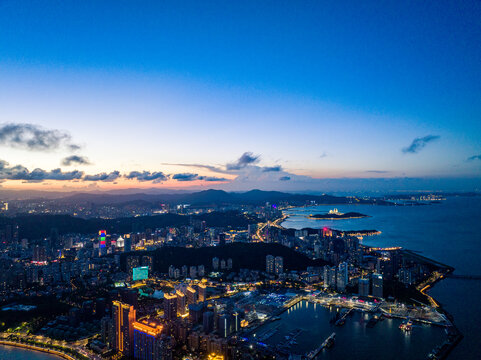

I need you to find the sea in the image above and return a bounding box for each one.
[0,345,59,360]
[280,196,481,359]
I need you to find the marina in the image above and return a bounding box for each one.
[251,300,447,359]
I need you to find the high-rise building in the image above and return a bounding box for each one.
[176,290,187,316]
[163,293,177,320]
[218,313,231,338]
[112,301,136,357]
[227,258,233,270]
[198,283,207,302]
[372,273,383,298]
[124,236,132,252]
[212,257,219,271]
[358,278,370,297]
[266,255,274,273]
[336,262,348,291]
[33,245,47,263]
[189,266,197,279]
[99,230,107,248]
[168,265,175,279]
[197,265,205,277]
[141,256,154,272]
[186,286,197,305]
[203,311,214,334]
[133,319,163,360]
[274,256,284,275]
[398,268,414,285]
[127,256,140,279]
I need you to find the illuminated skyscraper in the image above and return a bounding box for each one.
[176,290,187,316]
[99,230,107,248]
[372,273,383,298]
[197,283,207,302]
[336,262,348,291]
[112,301,136,357]
[133,319,163,360]
[163,293,177,320]
[186,286,197,305]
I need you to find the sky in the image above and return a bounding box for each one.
[0,0,480,193]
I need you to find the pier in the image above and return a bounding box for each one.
[305,332,336,359]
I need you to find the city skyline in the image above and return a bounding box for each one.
[1,1,480,192]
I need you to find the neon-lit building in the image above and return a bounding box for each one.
[99,230,107,248]
[133,320,164,360]
[133,266,149,281]
[112,301,136,357]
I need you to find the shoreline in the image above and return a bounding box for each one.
[0,341,73,360]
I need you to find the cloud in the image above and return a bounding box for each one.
[199,176,228,182]
[172,173,227,182]
[319,152,327,158]
[467,154,481,161]
[0,123,81,151]
[279,176,291,181]
[0,161,84,181]
[172,173,199,181]
[365,170,390,174]
[83,171,120,182]
[125,171,169,183]
[226,152,260,170]
[162,163,229,174]
[402,135,440,154]
[62,155,91,166]
[262,165,282,172]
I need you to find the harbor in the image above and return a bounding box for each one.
[250,299,448,359]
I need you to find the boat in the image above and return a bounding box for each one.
[399,320,413,331]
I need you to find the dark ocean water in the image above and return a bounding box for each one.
[282,196,481,359]
[0,345,58,359]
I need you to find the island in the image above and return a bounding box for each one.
[308,208,369,220]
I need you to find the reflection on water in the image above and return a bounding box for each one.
[253,301,444,359]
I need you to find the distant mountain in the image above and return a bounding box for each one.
[55,189,393,206]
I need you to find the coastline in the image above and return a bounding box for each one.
[0,341,72,360]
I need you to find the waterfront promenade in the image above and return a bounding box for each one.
[0,340,76,360]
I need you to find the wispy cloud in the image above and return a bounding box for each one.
[319,152,327,158]
[402,135,440,154]
[83,171,120,182]
[162,163,230,175]
[467,154,481,161]
[62,155,91,166]
[226,152,260,170]
[279,176,291,181]
[365,170,390,174]
[0,123,81,151]
[172,173,227,182]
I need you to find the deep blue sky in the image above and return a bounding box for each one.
[0,1,480,191]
